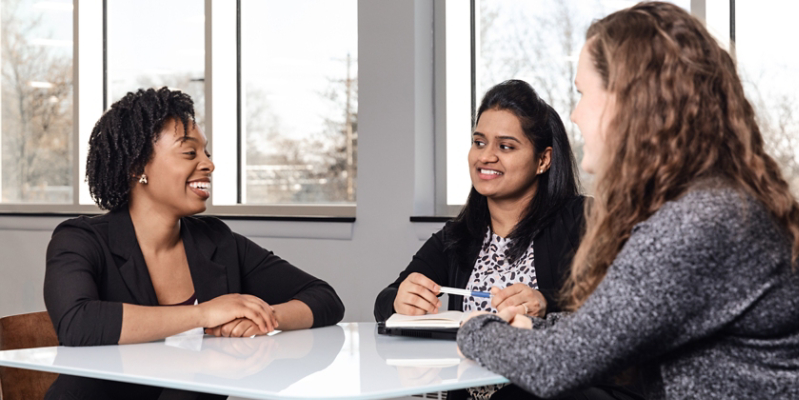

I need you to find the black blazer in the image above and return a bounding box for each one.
[374,196,585,321]
[43,209,345,400]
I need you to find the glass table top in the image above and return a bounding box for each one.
[0,322,508,399]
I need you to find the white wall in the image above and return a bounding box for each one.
[0,0,446,324]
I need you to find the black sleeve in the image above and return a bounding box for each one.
[44,224,123,346]
[235,233,345,328]
[373,228,451,322]
[561,195,588,285]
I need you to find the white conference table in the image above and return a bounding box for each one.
[0,322,508,399]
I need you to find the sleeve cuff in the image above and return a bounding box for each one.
[292,287,344,328]
[374,287,399,322]
[456,313,506,365]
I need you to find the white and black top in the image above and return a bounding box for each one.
[463,227,538,400]
[463,227,538,313]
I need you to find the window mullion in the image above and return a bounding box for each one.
[76,0,104,206]
[207,0,239,206]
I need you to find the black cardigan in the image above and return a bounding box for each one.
[43,209,345,400]
[375,196,585,321]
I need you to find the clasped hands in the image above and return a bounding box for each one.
[393,272,546,319]
[198,293,279,338]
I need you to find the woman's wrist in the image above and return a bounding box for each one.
[193,302,208,328]
[271,300,313,330]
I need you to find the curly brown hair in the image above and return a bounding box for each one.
[563,2,799,310]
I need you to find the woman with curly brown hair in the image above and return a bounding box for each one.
[456,2,799,399]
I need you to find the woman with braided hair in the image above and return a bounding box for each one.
[457,2,799,399]
[43,87,344,399]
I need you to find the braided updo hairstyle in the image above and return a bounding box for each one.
[86,87,196,211]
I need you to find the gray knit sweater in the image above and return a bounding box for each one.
[457,185,799,399]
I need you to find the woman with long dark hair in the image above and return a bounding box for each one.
[456,3,799,399]
[375,80,623,399]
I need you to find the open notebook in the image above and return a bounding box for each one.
[384,311,467,329]
[378,311,467,340]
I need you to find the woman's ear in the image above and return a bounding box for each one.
[538,147,553,173]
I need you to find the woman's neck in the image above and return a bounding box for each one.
[487,184,537,238]
[127,199,182,254]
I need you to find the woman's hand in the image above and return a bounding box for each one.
[394,273,442,315]
[198,294,278,334]
[461,308,532,330]
[490,284,547,317]
[205,317,272,337]
[497,305,533,330]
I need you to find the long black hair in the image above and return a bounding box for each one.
[86,87,196,211]
[446,79,580,263]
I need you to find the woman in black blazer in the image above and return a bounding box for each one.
[375,81,640,400]
[43,88,344,400]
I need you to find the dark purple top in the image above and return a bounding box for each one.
[166,293,196,306]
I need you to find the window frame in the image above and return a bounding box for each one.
[0,0,356,219]
[429,0,732,217]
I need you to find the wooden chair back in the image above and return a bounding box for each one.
[0,311,59,400]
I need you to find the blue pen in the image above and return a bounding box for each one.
[438,286,491,298]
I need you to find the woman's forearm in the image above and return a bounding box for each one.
[119,304,204,344]
[272,299,314,330]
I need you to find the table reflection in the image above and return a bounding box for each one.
[52,325,345,391]
[373,332,466,388]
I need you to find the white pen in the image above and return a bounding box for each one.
[438,286,492,298]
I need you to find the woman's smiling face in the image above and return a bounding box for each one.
[468,108,541,202]
[135,118,214,217]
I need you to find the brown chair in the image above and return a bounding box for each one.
[0,311,59,400]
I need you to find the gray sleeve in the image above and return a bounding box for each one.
[530,311,570,330]
[457,192,785,398]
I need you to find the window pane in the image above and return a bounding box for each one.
[1,0,73,203]
[473,0,690,196]
[736,2,799,193]
[106,0,205,124]
[241,0,358,205]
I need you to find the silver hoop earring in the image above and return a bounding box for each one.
[138,174,148,184]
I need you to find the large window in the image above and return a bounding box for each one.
[240,0,357,206]
[443,0,799,211]
[106,0,205,124]
[736,1,799,192]
[0,0,357,217]
[1,0,73,204]
[444,0,691,209]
